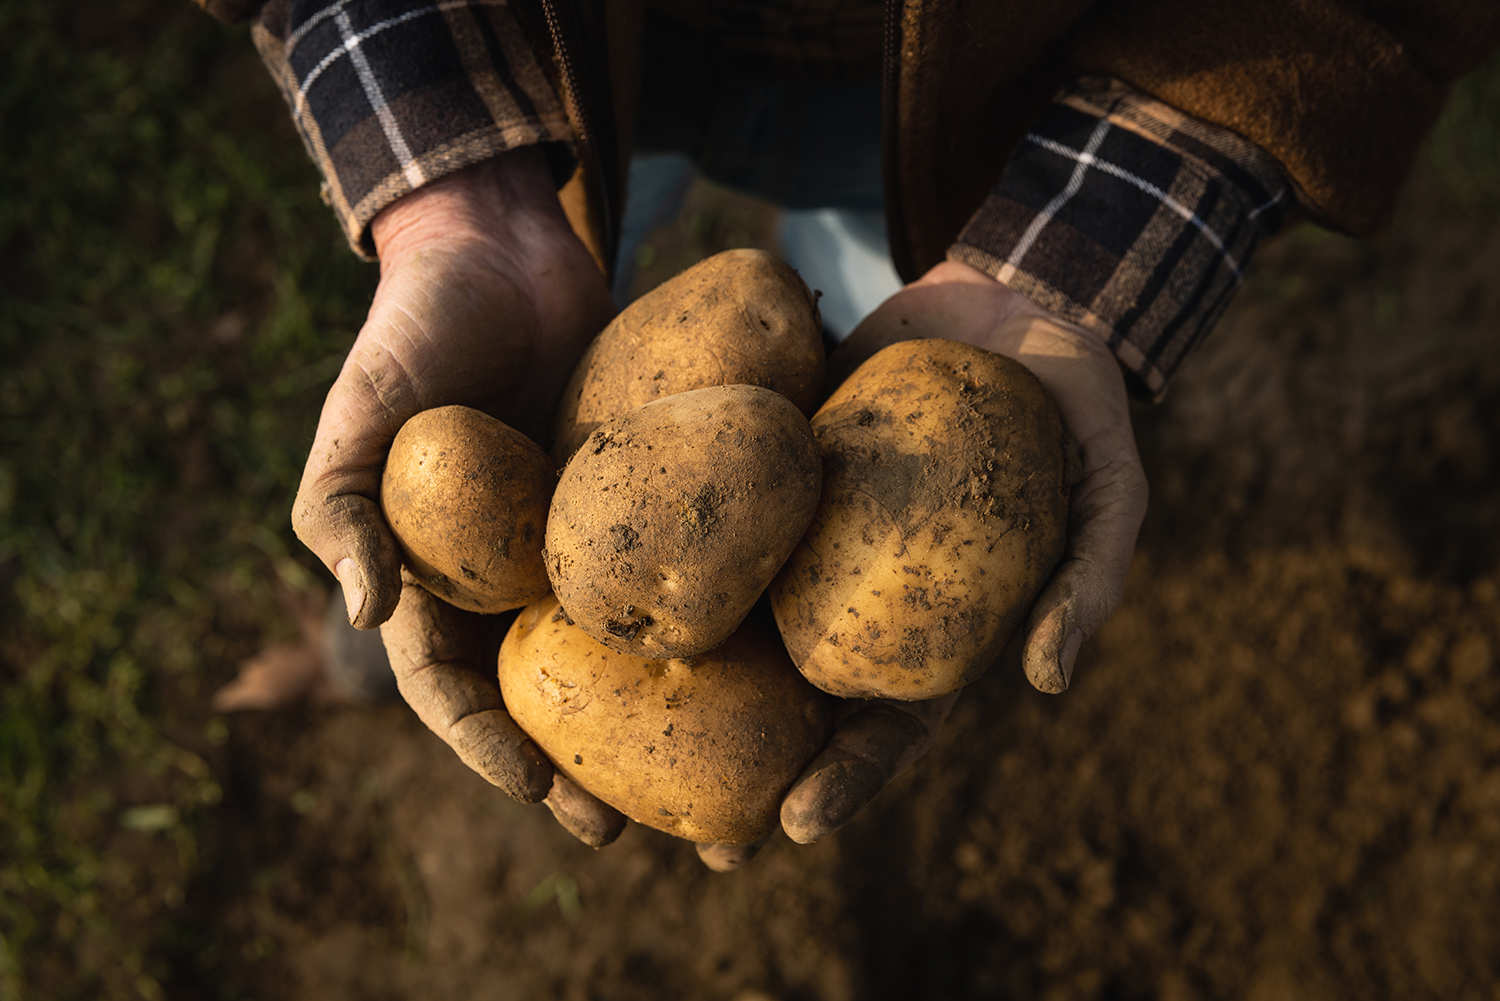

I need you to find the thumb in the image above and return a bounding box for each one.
[1023,423,1147,692]
[292,340,421,630]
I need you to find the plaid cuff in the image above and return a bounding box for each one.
[251,0,573,259]
[950,77,1289,400]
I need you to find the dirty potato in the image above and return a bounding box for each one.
[546,384,821,659]
[551,248,824,465]
[770,339,1070,701]
[499,594,833,846]
[380,405,553,614]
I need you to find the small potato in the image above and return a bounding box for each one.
[380,405,553,614]
[546,384,821,659]
[770,339,1070,701]
[499,594,833,845]
[551,248,824,465]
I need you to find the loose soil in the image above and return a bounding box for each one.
[206,169,1500,999]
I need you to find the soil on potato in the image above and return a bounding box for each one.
[205,169,1500,999]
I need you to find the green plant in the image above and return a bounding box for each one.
[0,4,369,996]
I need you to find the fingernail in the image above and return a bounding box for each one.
[780,758,883,844]
[333,558,366,626]
[1060,628,1084,687]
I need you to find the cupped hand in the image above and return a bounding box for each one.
[291,148,620,813]
[293,147,614,630]
[825,258,1147,693]
[693,259,1147,871]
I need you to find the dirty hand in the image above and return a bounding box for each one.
[695,259,1148,871]
[291,148,617,810]
[828,258,1147,693]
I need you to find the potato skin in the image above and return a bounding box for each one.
[551,248,824,465]
[546,384,822,659]
[380,405,554,614]
[770,339,1070,701]
[498,594,834,845]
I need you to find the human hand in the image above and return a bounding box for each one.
[695,260,1148,870]
[291,148,618,808]
[827,258,1147,693]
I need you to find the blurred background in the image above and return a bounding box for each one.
[2,3,1499,999]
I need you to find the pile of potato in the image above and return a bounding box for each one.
[379,249,1071,846]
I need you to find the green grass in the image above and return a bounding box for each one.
[0,4,369,997]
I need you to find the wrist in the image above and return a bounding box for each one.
[370,147,570,274]
[902,260,1132,441]
[919,260,1109,349]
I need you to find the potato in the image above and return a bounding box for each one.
[380,405,553,614]
[551,248,824,465]
[499,594,833,845]
[770,339,1070,701]
[546,384,821,659]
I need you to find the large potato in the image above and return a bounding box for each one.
[546,384,821,659]
[499,594,833,845]
[380,405,553,614]
[770,339,1070,701]
[551,248,824,465]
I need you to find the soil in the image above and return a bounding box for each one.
[203,168,1500,999]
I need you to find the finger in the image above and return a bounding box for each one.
[696,837,769,873]
[544,772,627,848]
[382,576,552,802]
[292,341,422,631]
[780,694,959,844]
[1023,420,1148,693]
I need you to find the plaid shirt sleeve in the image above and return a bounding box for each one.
[949,77,1290,401]
[249,0,573,259]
